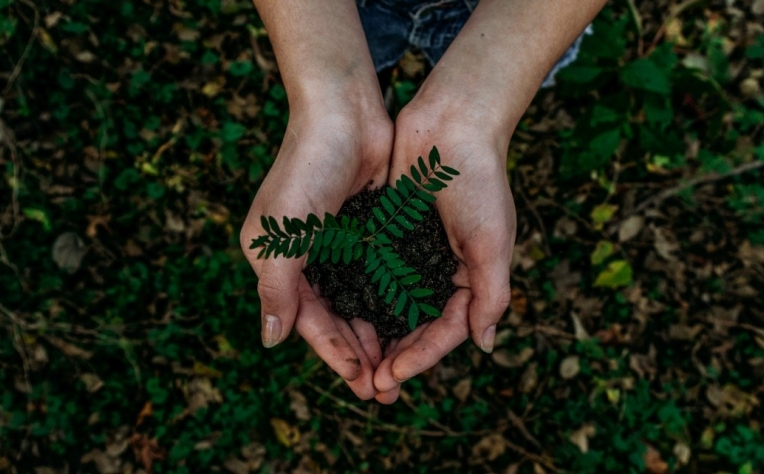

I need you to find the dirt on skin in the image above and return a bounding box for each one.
[304,187,458,340]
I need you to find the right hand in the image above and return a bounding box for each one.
[240,101,393,400]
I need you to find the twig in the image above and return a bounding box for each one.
[0,118,21,239]
[631,160,764,215]
[2,0,39,96]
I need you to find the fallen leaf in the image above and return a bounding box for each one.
[571,312,590,340]
[569,424,596,453]
[593,260,633,288]
[590,204,618,230]
[453,378,472,402]
[45,336,93,359]
[52,232,87,273]
[270,418,300,447]
[136,401,153,426]
[471,434,506,462]
[591,240,614,265]
[130,434,166,474]
[79,373,104,393]
[618,215,644,242]
[644,444,668,474]
[492,347,534,368]
[560,356,580,379]
[673,442,691,465]
[288,390,311,421]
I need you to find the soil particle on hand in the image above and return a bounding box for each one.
[304,188,457,340]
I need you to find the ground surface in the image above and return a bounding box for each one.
[1,0,764,473]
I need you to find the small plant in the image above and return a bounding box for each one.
[249,146,459,329]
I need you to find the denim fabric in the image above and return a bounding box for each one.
[356,0,591,88]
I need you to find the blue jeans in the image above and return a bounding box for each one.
[356,0,591,87]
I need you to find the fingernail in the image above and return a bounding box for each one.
[393,376,409,383]
[481,324,496,354]
[262,314,282,348]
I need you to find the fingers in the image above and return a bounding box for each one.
[463,238,512,354]
[375,385,400,405]
[374,289,472,392]
[350,318,382,369]
[294,280,377,399]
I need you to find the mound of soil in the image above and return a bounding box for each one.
[304,188,457,340]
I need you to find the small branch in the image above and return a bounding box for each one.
[2,0,39,96]
[631,160,764,215]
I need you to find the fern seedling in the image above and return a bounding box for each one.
[249,146,460,330]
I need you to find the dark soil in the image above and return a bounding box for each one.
[304,187,457,340]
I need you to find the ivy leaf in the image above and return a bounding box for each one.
[593,260,633,288]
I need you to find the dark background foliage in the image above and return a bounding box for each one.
[1,0,763,473]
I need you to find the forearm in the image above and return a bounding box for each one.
[414,0,607,139]
[252,0,382,109]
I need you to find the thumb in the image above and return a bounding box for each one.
[255,257,303,348]
[240,217,303,349]
[464,242,512,354]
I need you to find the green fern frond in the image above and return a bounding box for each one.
[249,146,460,329]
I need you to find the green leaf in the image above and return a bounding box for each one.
[375,233,392,245]
[394,292,407,316]
[313,231,324,250]
[386,187,402,206]
[418,156,428,176]
[400,274,421,286]
[590,204,618,231]
[392,266,414,276]
[299,234,311,256]
[331,246,341,264]
[366,219,377,234]
[353,242,364,261]
[620,58,671,94]
[373,207,386,225]
[323,229,335,246]
[268,216,286,237]
[411,165,422,184]
[419,303,441,317]
[416,190,436,203]
[331,230,345,249]
[388,224,403,238]
[291,217,307,232]
[307,213,321,229]
[371,266,385,283]
[409,199,429,211]
[591,240,614,265]
[593,260,633,288]
[287,238,301,258]
[365,257,381,273]
[342,245,352,264]
[403,207,424,221]
[324,213,338,228]
[401,175,416,193]
[319,245,331,263]
[250,235,268,249]
[428,146,441,168]
[434,171,453,181]
[385,288,396,304]
[396,179,411,198]
[257,247,266,259]
[380,196,395,215]
[428,178,446,188]
[409,288,434,298]
[282,216,296,234]
[395,215,414,230]
[441,166,459,176]
[379,273,391,296]
[408,304,420,330]
[260,215,270,233]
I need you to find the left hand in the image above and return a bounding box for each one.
[372,98,517,404]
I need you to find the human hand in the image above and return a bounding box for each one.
[372,100,517,404]
[240,100,393,400]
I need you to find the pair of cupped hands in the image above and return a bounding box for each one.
[240,87,517,404]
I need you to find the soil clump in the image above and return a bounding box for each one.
[304,187,457,340]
